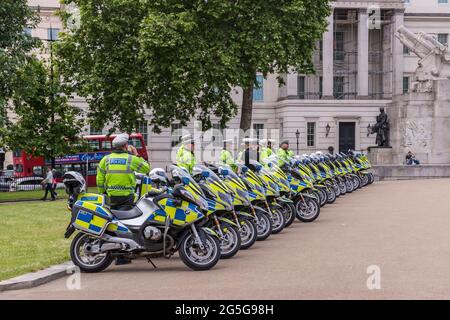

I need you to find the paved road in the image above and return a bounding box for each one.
[2,178,450,300]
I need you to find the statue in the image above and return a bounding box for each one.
[370,107,390,147]
[396,26,450,92]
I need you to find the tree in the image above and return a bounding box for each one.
[57,0,329,133]
[3,57,85,166]
[0,0,40,131]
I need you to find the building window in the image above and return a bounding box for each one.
[319,76,323,99]
[333,76,344,99]
[137,121,148,145]
[403,45,410,55]
[89,125,103,135]
[307,122,316,147]
[24,28,32,36]
[403,77,410,94]
[253,123,264,140]
[253,75,264,101]
[438,33,448,46]
[334,31,345,61]
[298,76,306,99]
[47,28,60,41]
[171,123,183,147]
[438,0,448,4]
[319,40,323,61]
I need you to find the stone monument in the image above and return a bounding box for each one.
[387,26,450,165]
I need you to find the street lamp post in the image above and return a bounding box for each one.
[295,129,300,154]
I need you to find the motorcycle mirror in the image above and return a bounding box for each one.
[201,171,210,178]
[181,177,190,185]
[220,168,229,176]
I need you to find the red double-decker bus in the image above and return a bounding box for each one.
[12,133,148,187]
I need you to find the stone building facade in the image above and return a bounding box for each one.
[4,0,450,169]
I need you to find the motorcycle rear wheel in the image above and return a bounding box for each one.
[70,232,114,273]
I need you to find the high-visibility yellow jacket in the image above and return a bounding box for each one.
[220,149,237,170]
[96,151,150,196]
[176,145,196,173]
[260,147,273,163]
[276,148,294,166]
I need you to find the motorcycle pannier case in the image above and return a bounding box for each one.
[71,200,113,236]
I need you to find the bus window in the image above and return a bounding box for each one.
[88,140,100,151]
[33,166,43,176]
[13,150,22,158]
[128,138,142,149]
[102,140,113,150]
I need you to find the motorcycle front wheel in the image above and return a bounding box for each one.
[295,197,320,223]
[70,232,114,273]
[270,206,285,234]
[255,209,272,241]
[239,219,258,250]
[280,202,296,227]
[178,232,221,271]
[219,225,241,259]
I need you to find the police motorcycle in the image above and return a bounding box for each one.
[245,160,286,234]
[325,154,349,196]
[235,163,273,241]
[266,155,321,223]
[313,152,339,204]
[205,163,258,250]
[191,164,242,259]
[300,155,332,207]
[261,155,300,226]
[62,169,222,272]
[338,152,362,191]
[350,152,374,187]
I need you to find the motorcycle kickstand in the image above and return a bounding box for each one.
[146,257,157,269]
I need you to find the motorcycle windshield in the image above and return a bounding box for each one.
[170,165,208,207]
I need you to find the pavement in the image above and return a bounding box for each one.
[2,178,450,300]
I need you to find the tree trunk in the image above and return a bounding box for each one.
[239,85,254,132]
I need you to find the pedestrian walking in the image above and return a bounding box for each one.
[41,167,56,201]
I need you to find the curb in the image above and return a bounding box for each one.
[0,262,74,292]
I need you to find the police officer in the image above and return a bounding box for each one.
[219,139,235,168]
[259,139,275,163]
[96,133,150,211]
[277,140,295,165]
[176,134,197,173]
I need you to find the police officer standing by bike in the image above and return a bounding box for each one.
[176,134,197,173]
[96,133,150,211]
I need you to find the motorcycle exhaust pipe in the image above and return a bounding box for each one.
[101,234,143,251]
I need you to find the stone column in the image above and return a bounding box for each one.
[392,9,405,96]
[357,9,369,98]
[322,11,334,99]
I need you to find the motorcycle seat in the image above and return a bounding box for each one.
[110,207,143,220]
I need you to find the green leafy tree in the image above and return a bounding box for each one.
[0,0,40,131]
[4,57,85,166]
[57,0,329,132]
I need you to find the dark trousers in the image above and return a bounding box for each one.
[43,183,56,200]
[109,194,134,210]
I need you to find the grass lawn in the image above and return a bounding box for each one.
[0,187,97,202]
[0,201,71,281]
